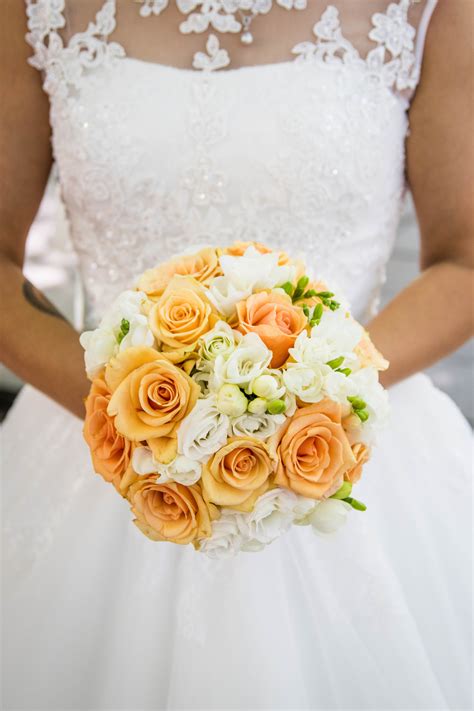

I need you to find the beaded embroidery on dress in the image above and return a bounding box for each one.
[3,1,472,709]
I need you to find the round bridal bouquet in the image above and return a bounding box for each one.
[81,243,389,558]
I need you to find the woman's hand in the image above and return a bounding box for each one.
[367,0,473,387]
[0,2,89,419]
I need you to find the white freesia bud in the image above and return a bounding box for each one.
[198,321,236,366]
[132,447,202,486]
[219,246,296,293]
[216,384,248,417]
[178,395,229,462]
[251,373,285,400]
[230,412,286,440]
[309,499,351,534]
[212,332,272,388]
[198,512,243,559]
[247,397,268,415]
[283,363,327,403]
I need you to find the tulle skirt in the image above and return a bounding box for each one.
[2,373,472,710]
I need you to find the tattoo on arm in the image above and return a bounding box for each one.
[22,278,67,321]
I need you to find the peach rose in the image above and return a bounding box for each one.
[83,378,134,494]
[235,291,307,368]
[148,275,220,362]
[271,399,356,500]
[345,443,370,484]
[137,248,221,297]
[355,330,389,371]
[128,478,215,544]
[224,241,290,265]
[202,436,276,512]
[106,346,199,462]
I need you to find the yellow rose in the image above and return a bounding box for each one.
[106,346,199,462]
[137,248,221,298]
[148,275,220,362]
[128,478,216,544]
[202,436,276,512]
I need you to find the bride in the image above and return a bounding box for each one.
[1,1,472,709]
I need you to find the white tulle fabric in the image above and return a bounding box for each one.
[2,1,472,709]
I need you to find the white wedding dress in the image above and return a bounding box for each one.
[2,1,472,709]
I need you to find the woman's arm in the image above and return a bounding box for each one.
[0,2,89,418]
[367,0,473,387]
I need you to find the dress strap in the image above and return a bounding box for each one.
[414,0,438,69]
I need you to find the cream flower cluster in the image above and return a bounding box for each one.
[81,243,389,557]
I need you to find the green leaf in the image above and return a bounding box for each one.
[336,367,352,377]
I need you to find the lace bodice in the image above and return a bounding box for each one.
[26,0,438,327]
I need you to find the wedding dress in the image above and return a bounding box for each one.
[2,1,472,709]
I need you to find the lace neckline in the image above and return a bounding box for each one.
[26,0,426,95]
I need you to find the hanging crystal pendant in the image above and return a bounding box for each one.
[239,13,254,46]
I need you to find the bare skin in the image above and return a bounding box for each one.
[0,1,472,419]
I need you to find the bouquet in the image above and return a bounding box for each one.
[81,243,389,557]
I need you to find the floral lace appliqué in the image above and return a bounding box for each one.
[292,1,419,92]
[26,0,125,98]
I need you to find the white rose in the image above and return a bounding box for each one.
[100,290,148,330]
[283,362,328,403]
[198,320,237,367]
[177,395,229,462]
[208,276,251,318]
[216,384,248,417]
[79,328,117,378]
[132,447,202,486]
[249,373,285,400]
[238,488,298,551]
[211,332,272,388]
[346,367,390,444]
[309,499,352,534]
[230,412,286,440]
[219,246,296,293]
[290,309,362,367]
[80,289,154,378]
[198,512,243,559]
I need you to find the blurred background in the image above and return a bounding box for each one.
[1,173,472,424]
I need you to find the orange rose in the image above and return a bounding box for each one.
[271,399,356,500]
[224,241,290,265]
[235,291,307,368]
[137,248,221,297]
[106,346,199,462]
[83,378,134,494]
[345,443,370,484]
[355,330,389,371]
[148,275,220,362]
[128,478,215,544]
[201,436,276,512]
